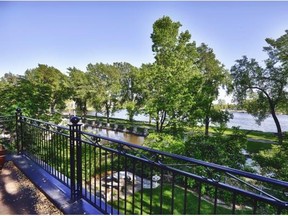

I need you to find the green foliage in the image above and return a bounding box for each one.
[0,65,71,121]
[194,43,232,135]
[185,127,247,169]
[86,63,122,123]
[143,16,201,132]
[144,126,247,170]
[254,137,288,181]
[114,62,142,122]
[143,133,185,155]
[0,73,51,118]
[230,30,288,144]
[68,67,90,117]
[25,64,71,114]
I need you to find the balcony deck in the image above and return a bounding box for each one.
[0,154,102,215]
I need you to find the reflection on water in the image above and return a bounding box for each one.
[88,110,288,132]
[84,125,144,145]
[226,112,288,132]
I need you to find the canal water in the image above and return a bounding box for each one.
[83,125,145,145]
[89,110,288,133]
[84,110,288,146]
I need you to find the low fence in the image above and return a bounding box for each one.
[5,110,288,214]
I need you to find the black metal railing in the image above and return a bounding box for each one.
[3,109,287,214]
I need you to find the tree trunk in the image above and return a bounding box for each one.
[128,110,134,122]
[156,112,160,132]
[204,115,210,136]
[159,111,166,132]
[82,102,87,120]
[204,103,212,136]
[271,106,283,144]
[105,103,110,123]
[50,103,56,114]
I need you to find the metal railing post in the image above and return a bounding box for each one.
[69,116,82,201]
[15,108,22,154]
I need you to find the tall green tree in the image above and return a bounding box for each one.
[230,30,288,144]
[67,67,90,118]
[195,43,232,136]
[147,16,200,132]
[0,73,51,118]
[138,63,159,124]
[114,62,142,122]
[86,63,121,123]
[25,64,71,114]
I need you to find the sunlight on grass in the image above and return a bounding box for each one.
[111,184,253,215]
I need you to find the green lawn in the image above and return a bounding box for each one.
[111,184,252,215]
[246,141,275,154]
[210,127,278,142]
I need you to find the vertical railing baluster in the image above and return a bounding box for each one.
[117,151,120,214]
[140,161,144,215]
[232,192,236,214]
[84,142,87,198]
[124,152,128,215]
[277,207,282,214]
[69,121,75,200]
[253,199,257,214]
[183,176,188,215]
[69,116,82,201]
[53,128,56,177]
[149,164,153,214]
[171,173,175,215]
[76,118,82,199]
[93,146,97,206]
[89,144,92,201]
[110,151,114,215]
[15,108,23,154]
[56,132,59,180]
[40,126,43,166]
[160,169,164,214]
[66,136,69,185]
[198,182,202,214]
[99,147,102,210]
[61,134,64,182]
[104,149,108,213]
[45,125,49,171]
[213,186,218,214]
[132,160,136,215]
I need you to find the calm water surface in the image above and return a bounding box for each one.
[90,110,288,133]
[84,125,145,145]
[226,112,288,132]
[85,110,288,145]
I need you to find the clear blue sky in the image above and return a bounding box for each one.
[1,1,288,77]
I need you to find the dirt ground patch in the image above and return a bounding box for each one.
[0,161,62,215]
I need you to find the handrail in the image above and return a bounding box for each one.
[81,129,288,188]
[18,115,288,188]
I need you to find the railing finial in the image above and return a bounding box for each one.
[70,116,80,125]
[16,107,22,114]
